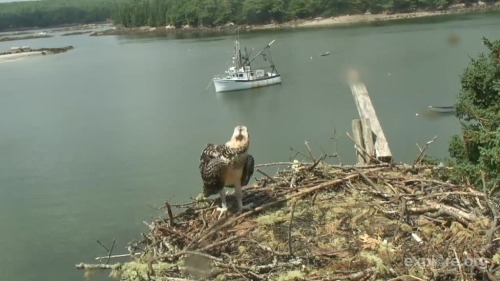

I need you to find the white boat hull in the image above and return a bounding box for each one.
[214,75,281,92]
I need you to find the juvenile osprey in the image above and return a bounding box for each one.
[199,125,254,217]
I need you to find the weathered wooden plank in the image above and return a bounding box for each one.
[349,82,392,163]
[360,118,375,163]
[351,119,366,165]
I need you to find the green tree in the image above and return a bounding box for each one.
[448,37,500,195]
[242,0,271,24]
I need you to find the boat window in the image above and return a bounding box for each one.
[239,74,243,78]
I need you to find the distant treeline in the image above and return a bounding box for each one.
[0,0,497,31]
[0,0,112,31]
[111,0,498,28]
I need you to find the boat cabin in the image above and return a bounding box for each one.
[224,66,267,81]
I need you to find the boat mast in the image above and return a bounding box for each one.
[236,29,242,69]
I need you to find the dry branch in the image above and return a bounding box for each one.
[414,135,437,165]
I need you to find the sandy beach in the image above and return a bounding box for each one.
[250,7,498,30]
[90,4,499,36]
[0,51,44,63]
[0,46,73,63]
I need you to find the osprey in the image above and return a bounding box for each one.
[199,125,254,217]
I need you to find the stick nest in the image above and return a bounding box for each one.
[78,161,500,281]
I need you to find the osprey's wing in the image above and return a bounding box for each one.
[199,144,230,197]
[199,143,234,161]
[241,154,255,186]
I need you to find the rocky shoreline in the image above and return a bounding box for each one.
[90,4,499,37]
[0,33,53,42]
[0,46,74,62]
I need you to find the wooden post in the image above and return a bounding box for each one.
[360,118,375,163]
[351,119,366,165]
[349,81,392,163]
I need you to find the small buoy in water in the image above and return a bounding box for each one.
[388,72,391,76]
[415,113,419,117]
[310,56,313,61]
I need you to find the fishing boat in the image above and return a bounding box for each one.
[427,106,456,113]
[213,38,281,93]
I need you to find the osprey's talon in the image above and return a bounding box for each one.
[216,206,228,219]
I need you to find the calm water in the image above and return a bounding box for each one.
[0,13,499,281]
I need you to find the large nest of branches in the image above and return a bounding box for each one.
[77,161,500,281]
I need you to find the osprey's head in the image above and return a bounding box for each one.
[226,125,249,150]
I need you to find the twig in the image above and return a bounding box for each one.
[168,229,254,261]
[488,183,499,198]
[215,263,265,280]
[330,127,342,165]
[179,250,223,262]
[152,277,199,281]
[255,161,313,168]
[197,229,253,253]
[95,253,141,260]
[413,135,437,165]
[425,201,478,222]
[157,226,193,242]
[75,263,119,270]
[304,140,316,162]
[393,196,407,241]
[96,240,110,252]
[256,162,389,169]
[354,167,378,189]
[387,275,426,281]
[321,267,376,280]
[419,191,485,200]
[256,169,277,183]
[289,147,312,161]
[96,239,116,265]
[246,239,289,256]
[288,200,297,256]
[346,132,382,164]
[453,247,466,281]
[307,154,327,171]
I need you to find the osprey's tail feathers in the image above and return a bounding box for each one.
[241,154,255,186]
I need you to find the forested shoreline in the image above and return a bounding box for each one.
[0,0,498,32]
[0,0,111,31]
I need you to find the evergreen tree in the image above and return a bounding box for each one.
[448,37,500,196]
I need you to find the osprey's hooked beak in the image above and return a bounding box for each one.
[235,127,244,141]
